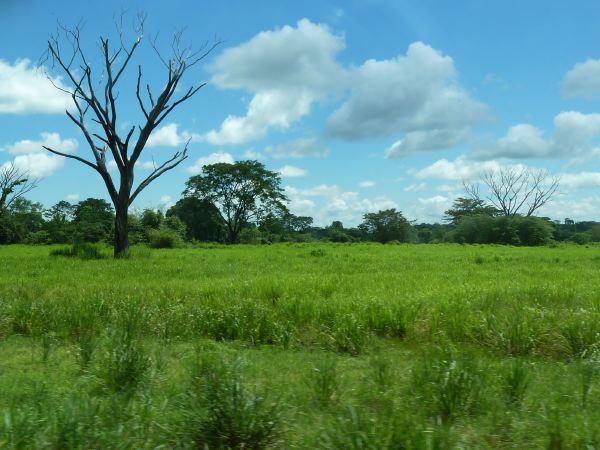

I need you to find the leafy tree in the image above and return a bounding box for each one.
[43,200,75,243]
[2,198,45,243]
[73,198,114,243]
[360,209,411,243]
[184,161,287,243]
[444,197,497,225]
[140,208,164,230]
[166,197,225,242]
[42,16,218,256]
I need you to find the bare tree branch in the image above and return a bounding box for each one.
[41,14,219,256]
[0,163,38,211]
[472,167,560,217]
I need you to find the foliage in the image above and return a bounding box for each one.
[184,160,287,243]
[72,198,114,243]
[147,228,181,248]
[444,197,497,224]
[167,197,225,242]
[453,214,553,245]
[360,209,412,243]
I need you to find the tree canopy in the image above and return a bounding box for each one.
[360,209,412,243]
[184,161,287,243]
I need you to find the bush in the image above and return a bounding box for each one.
[453,215,553,246]
[147,229,181,248]
[49,242,107,260]
[183,353,281,449]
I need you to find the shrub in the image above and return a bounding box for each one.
[183,353,281,449]
[147,229,181,248]
[49,242,107,260]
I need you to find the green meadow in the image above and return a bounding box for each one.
[1,243,600,448]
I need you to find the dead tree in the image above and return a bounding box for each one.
[42,16,218,256]
[0,163,37,212]
[467,167,559,217]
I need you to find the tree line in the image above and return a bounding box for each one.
[0,160,595,248]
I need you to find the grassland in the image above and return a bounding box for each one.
[1,243,600,448]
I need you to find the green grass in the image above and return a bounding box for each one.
[0,242,600,448]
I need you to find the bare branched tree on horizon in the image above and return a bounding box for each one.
[464,167,560,217]
[0,163,38,212]
[41,14,219,256]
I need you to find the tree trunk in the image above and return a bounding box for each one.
[114,202,129,257]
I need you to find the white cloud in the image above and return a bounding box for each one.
[147,123,198,147]
[559,172,600,190]
[404,182,427,192]
[277,165,307,177]
[3,153,64,178]
[265,137,330,159]
[476,111,600,161]
[243,149,266,160]
[1,132,77,155]
[185,152,235,174]
[385,128,469,158]
[0,132,77,178]
[410,195,452,222]
[415,156,506,181]
[538,195,600,221]
[563,59,600,99]
[327,42,487,152]
[359,180,376,188]
[285,184,398,226]
[137,161,156,170]
[65,193,80,202]
[160,195,172,204]
[0,59,72,114]
[204,19,346,145]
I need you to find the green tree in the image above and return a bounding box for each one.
[360,209,411,243]
[73,198,114,243]
[184,161,287,243]
[166,197,225,242]
[444,197,497,225]
[43,200,75,243]
[2,198,44,243]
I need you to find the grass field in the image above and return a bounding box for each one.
[1,243,600,448]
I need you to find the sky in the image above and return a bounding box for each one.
[3,0,600,225]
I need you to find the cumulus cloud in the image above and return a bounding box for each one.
[3,153,64,178]
[147,123,199,147]
[265,137,330,159]
[415,156,506,181]
[563,59,600,99]
[65,193,80,202]
[476,111,600,160]
[205,19,346,145]
[277,165,307,177]
[285,184,397,226]
[359,180,375,188]
[407,195,452,223]
[385,129,470,158]
[0,132,77,178]
[0,59,72,114]
[404,182,427,192]
[1,132,77,155]
[327,42,487,151]
[558,172,600,190]
[186,152,235,174]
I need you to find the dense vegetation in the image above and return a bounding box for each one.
[0,194,598,247]
[1,243,600,448]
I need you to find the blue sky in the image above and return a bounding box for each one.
[3,0,600,225]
